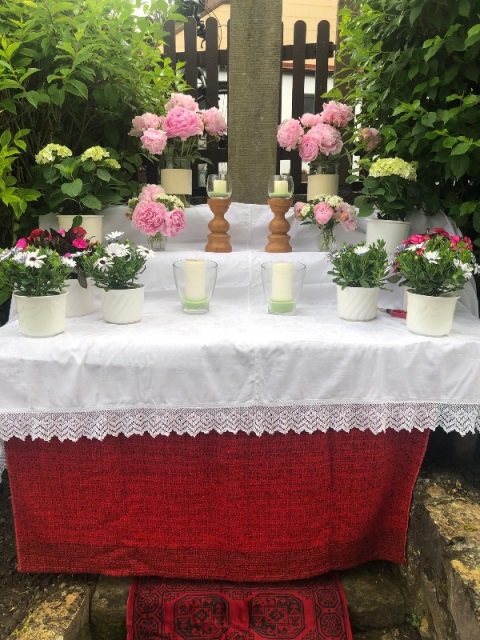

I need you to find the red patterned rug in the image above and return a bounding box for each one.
[126,574,352,640]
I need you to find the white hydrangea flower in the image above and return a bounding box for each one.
[424,250,440,264]
[325,195,342,208]
[81,146,110,162]
[35,144,72,165]
[105,242,130,258]
[105,231,125,242]
[104,158,121,169]
[94,257,113,272]
[353,245,369,255]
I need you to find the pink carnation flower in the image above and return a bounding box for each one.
[15,238,28,249]
[319,101,354,128]
[138,184,165,203]
[277,118,304,151]
[298,133,320,162]
[300,113,322,128]
[72,238,88,249]
[161,208,186,237]
[358,127,380,152]
[131,202,167,236]
[337,203,357,231]
[314,202,334,225]
[165,94,199,112]
[202,107,227,136]
[294,201,306,220]
[164,107,204,140]
[308,123,343,156]
[130,113,163,135]
[140,128,168,155]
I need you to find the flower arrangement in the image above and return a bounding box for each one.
[34,144,130,215]
[328,241,389,289]
[0,245,75,299]
[294,195,358,250]
[127,184,186,249]
[277,101,354,170]
[354,157,418,221]
[130,93,227,167]
[83,231,155,291]
[390,228,478,296]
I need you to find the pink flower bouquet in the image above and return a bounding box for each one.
[127,184,186,250]
[130,93,227,168]
[294,195,357,250]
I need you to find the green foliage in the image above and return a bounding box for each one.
[335,0,480,243]
[328,240,389,288]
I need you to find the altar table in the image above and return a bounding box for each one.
[1,203,480,579]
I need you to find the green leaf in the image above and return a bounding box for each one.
[459,0,470,16]
[65,79,88,99]
[61,179,83,197]
[451,155,469,179]
[96,168,111,182]
[451,142,472,156]
[81,195,102,210]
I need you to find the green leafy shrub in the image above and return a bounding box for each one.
[328,240,389,289]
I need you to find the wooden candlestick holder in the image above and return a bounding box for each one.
[265,198,293,253]
[205,197,232,253]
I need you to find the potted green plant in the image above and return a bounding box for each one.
[328,240,389,321]
[0,246,74,337]
[390,228,478,336]
[83,231,155,324]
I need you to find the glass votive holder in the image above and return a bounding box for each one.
[261,261,306,315]
[173,259,218,314]
[207,173,232,198]
[268,174,294,199]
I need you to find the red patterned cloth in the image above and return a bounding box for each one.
[5,429,429,579]
[126,574,353,640]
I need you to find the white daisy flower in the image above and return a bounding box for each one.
[353,245,369,255]
[453,258,473,274]
[105,242,130,258]
[62,257,77,268]
[25,251,47,269]
[424,251,440,264]
[136,245,156,259]
[94,257,113,272]
[105,231,125,242]
[406,243,423,251]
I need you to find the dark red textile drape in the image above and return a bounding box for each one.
[5,428,429,580]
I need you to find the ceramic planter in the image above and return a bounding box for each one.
[406,290,459,337]
[56,214,104,243]
[336,285,379,321]
[13,292,68,337]
[64,278,95,317]
[365,218,410,255]
[102,285,145,324]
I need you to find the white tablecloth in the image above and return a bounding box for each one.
[1,203,480,446]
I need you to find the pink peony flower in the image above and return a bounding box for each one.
[308,123,343,156]
[358,127,380,152]
[294,201,306,220]
[130,113,163,135]
[131,201,167,235]
[164,107,204,140]
[319,101,354,128]
[300,113,322,128]
[165,94,199,112]
[138,184,165,203]
[202,107,227,136]
[336,203,357,231]
[314,202,334,225]
[141,128,168,155]
[161,208,186,237]
[15,238,27,249]
[72,238,88,249]
[277,118,304,151]
[298,133,320,162]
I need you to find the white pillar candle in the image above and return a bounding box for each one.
[184,259,206,301]
[213,179,227,194]
[273,180,289,195]
[271,262,293,301]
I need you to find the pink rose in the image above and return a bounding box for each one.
[308,123,343,156]
[15,238,28,249]
[277,118,304,151]
[358,127,380,152]
[130,113,163,135]
[294,201,306,220]
[165,94,199,112]
[164,107,204,140]
[319,101,354,128]
[141,128,168,155]
[298,133,320,162]
[337,203,357,231]
[131,202,167,235]
[314,202,334,225]
[138,184,165,203]
[72,238,88,249]
[161,208,186,237]
[202,107,227,136]
[300,113,322,128]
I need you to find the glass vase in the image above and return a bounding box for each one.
[307,158,339,200]
[317,227,337,252]
[148,232,167,252]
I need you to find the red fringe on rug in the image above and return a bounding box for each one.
[126,574,353,640]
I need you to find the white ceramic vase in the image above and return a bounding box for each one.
[56,214,104,243]
[365,218,411,255]
[336,285,379,321]
[102,285,145,324]
[160,168,192,195]
[406,290,459,337]
[13,292,68,337]
[64,278,95,317]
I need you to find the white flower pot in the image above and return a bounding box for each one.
[406,290,459,337]
[365,218,411,255]
[13,292,68,337]
[102,285,145,324]
[307,173,339,200]
[64,278,95,317]
[56,214,104,243]
[336,285,379,321]
[160,168,192,195]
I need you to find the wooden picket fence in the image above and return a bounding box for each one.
[163,17,335,196]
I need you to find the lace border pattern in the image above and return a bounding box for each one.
[0,402,479,442]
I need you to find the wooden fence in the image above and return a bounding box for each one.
[164,17,335,196]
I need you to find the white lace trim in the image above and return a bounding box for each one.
[0,402,479,442]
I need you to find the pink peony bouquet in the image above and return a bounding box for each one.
[277,101,354,168]
[127,184,186,250]
[130,93,227,167]
[294,195,357,250]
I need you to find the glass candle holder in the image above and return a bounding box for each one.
[268,174,294,199]
[207,173,232,198]
[173,259,218,314]
[261,261,306,315]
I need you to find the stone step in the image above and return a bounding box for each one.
[353,628,420,640]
